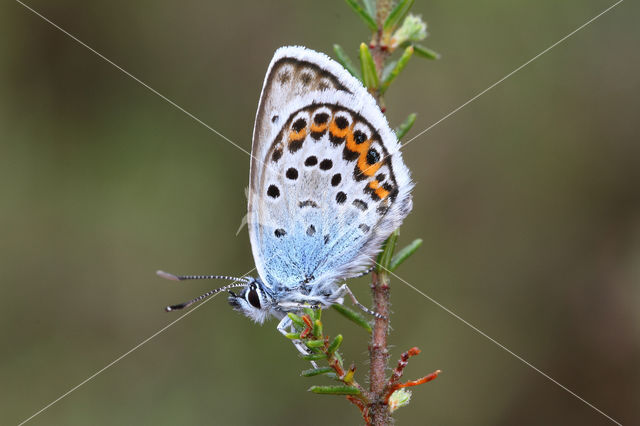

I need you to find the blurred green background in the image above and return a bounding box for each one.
[1,0,638,425]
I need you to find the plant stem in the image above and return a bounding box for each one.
[369,270,392,425]
[368,3,394,424]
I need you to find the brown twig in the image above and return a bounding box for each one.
[366,1,394,424]
[384,347,441,402]
[368,271,392,424]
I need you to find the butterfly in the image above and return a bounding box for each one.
[159,46,413,353]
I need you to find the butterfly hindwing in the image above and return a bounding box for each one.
[248,46,412,295]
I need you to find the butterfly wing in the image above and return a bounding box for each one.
[248,46,412,293]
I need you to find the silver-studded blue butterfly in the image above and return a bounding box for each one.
[159,46,412,354]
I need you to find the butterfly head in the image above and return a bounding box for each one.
[227,277,276,324]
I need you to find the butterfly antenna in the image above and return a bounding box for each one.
[164,282,248,312]
[156,270,250,283]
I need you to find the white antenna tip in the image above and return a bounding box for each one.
[157,270,180,281]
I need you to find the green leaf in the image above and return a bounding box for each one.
[284,332,301,340]
[313,319,323,338]
[303,307,316,320]
[413,44,440,60]
[344,0,378,31]
[383,0,414,32]
[359,43,379,90]
[301,367,334,377]
[376,229,399,272]
[362,0,376,19]
[333,44,362,80]
[390,238,423,271]
[287,313,306,330]
[332,304,372,333]
[395,113,417,140]
[343,364,356,383]
[302,352,328,361]
[305,339,326,349]
[327,334,343,355]
[381,45,413,93]
[309,385,361,395]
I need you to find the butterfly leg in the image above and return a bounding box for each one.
[276,316,318,368]
[335,284,385,319]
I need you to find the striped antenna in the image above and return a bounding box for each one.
[156,270,250,283]
[157,270,251,312]
[164,282,248,312]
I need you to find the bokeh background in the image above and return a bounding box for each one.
[1,0,638,425]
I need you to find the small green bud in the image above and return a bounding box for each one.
[301,367,334,377]
[309,385,361,395]
[284,332,301,340]
[390,14,427,49]
[287,313,306,330]
[327,334,343,355]
[302,352,328,361]
[389,388,412,412]
[305,339,325,349]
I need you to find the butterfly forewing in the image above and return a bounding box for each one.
[248,46,412,295]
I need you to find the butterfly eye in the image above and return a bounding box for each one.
[247,287,261,309]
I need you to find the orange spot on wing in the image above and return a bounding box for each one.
[358,154,382,177]
[375,186,390,200]
[368,180,390,200]
[310,123,327,133]
[289,128,307,142]
[329,119,350,139]
[345,129,370,154]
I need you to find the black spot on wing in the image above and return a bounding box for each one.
[289,139,304,153]
[353,130,367,144]
[352,199,368,211]
[353,164,367,181]
[343,147,359,162]
[272,148,283,163]
[335,116,349,129]
[330,133,345,146]
[319,159,333,170]
[292,118,307,132]
[314,113,329,124]
[364,183,381,201]
[267,185,280,198]
[299,200,319,208]
[311,130,326,141]
[286,168,298,180]
[305,156,318,166]
[366,148,380,165]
